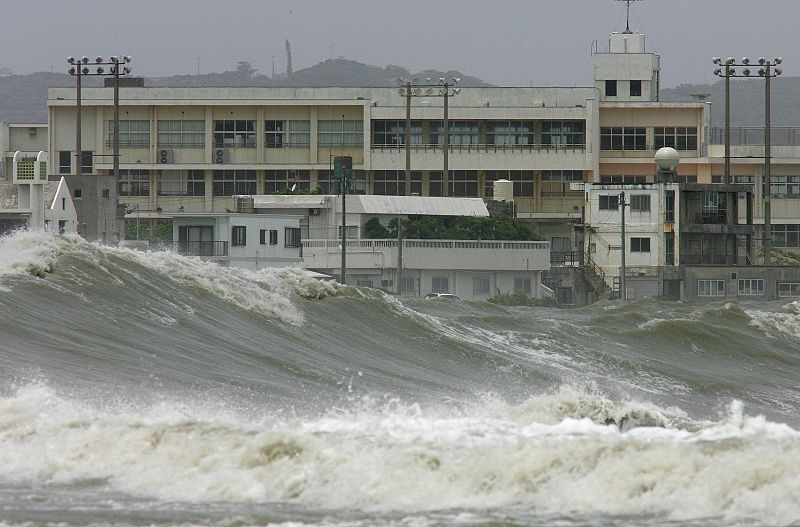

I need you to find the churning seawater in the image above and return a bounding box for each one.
[0,230,799,527]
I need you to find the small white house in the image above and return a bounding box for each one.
[170,209,304,270]
[0,151,77,235]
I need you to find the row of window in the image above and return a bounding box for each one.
[104,119,361,149]
[605,80,643,98]
[372,120,585,147]
[427,275,532,296]
[598,194,651,212]
[697,278,790,297]
[600,127,698,151]
[230,226,301,248]
[101,119,592,149]
[114,169,588,198]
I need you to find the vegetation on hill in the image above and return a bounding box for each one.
[0,58,490,124]
[364,214,540,241]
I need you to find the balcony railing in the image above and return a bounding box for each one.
[710,126,800,146]
[173,241,229,257]
[371,143,585,152]
[302,239,549,251]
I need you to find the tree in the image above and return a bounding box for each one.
[365,217,391,238]
[235,61,257,77]
[285,40,293,77]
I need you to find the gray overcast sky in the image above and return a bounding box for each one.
[2,0,797,87]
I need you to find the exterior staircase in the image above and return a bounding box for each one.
[581,255,617,301]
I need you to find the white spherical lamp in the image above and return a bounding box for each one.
[655,147,680,174]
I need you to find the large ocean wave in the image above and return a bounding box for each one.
[0,230,799,525]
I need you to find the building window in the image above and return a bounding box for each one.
[630,194,651,212]
[630,237,651,252]
[485,171,535,197]
[118,170,150,197]
[212,170,256,196]
[318,120,363,147]
[430,121,478,145]
[400,276,416,293]
[259,229,267,245]
[318,169,366,194]
[373,170,422,195]
[738,279,764,296]
[486,121,533,146]
[264,169,310,193]
[473,275,490,295]
[605,80,617,97]
[101,188,110,199]
[107,120,150,148]
[541,121,585,147]
[337,225,358,238]
[540,170,583,197]
[73,188,82,199]
[80,151,92,174]
[771,224,800,248]
[674,175,698,183]
[59,151,71,174]
[429,171,443,197]
[514,277,532,295]
[601,127,646,151]
[158,170,205,196]
[630,80,642,97]
[213,120,256,148]
[265,120,310,148]
[770,176,800,198]
[654,127,698,150]
[355,280,374,288]
[285,227,301,248]
[270,229,278,245]
[698,279,726,297]
[231,226,247,246]
[599,175,648,184]
[778,282,800,298]
[599,194,620,210]
[157,120,205,148]
[372,120,422,146]
[449,170,479,197]
[432,276,449,293]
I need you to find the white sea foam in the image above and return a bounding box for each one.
[746,302,800,340]
[1,384,798,524]
[0,230,71,287]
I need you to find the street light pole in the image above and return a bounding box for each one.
[619,191,627,301]
[713,56,783,265]
[397,77,460,196]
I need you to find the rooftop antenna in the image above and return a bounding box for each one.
[615,0,641,34]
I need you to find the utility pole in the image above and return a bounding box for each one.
[396,219,403,295]
[619,191,627,301]
[443,82,450,197]
[764,60,773,265]
[404,81,412,194]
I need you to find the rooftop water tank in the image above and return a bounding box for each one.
[493,179,514,202]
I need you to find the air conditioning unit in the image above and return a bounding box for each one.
[214,148,230,164]
[234,195,254,213]
[309,208,321,216]
[158,149,173,164]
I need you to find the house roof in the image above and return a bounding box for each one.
[252,195,333,209]
[350,195,489,217]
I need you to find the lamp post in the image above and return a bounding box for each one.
[67,55,132,182]
[397,77,460,196]
[713,56,783,265]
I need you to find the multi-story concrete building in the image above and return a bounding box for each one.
[34,28,800,267]
[1,123,48,179]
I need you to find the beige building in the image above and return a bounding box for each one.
[35,29,800,258]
